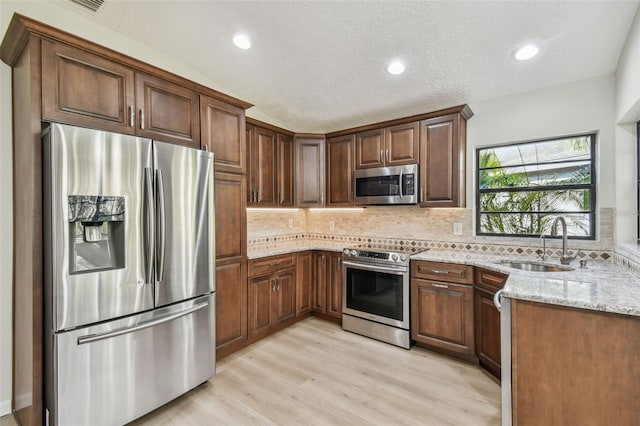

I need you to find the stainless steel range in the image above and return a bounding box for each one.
[342,244,428,349]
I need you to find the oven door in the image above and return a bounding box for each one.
[342,259,409,329]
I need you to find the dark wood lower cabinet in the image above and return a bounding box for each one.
[474,288,501,378]
[326,252,343,319]
[411,278,475,357]
[296,251,313,315]
[311,251,343,320]
[474,267,506,379]
[215,262,247,350]
[511,300,640,425]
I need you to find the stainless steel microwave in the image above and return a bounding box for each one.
[353,164,418,205]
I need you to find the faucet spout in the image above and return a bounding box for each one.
[550,216,579,265]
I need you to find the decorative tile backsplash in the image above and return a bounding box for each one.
[247,206,616,262]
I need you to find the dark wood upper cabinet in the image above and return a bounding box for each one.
[201,95,246,173]
[326,134,355,206]
[385,121,419,166]
[356,122,418,169]
[247,126,277,206]
[42,39,136,134]
[295,135,325,207]
[136,73,200,147]
[277,133,295,206]
[419,113,467,207]
[355,128,385,169]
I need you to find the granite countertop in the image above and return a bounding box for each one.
[247,244,343,259]
[411,250,640,317]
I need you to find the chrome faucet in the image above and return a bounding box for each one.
[550,216,580,265]
[538,233,546,261]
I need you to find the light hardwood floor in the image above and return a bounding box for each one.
[0,317,501,426]
[132,317,501,425]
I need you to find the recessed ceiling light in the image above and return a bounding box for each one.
[233,33,252,50]
[387,61,405,75]
[514,44,539,61]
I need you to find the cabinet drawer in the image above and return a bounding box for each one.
[248,253,297,277]
[475,267,507,293]
[411,260,473,284]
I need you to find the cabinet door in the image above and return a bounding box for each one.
[356,128,385,169]
[296,251,313,316]
[216,262,247,350]
[410,278,474,355]
[42,39,136,134]
[248,126,277,206]
[419,114,464,207]
[326,252,343,319]
[273,269,296,325]
[200,95,246,173]
[277,133,295,206]
[474,287,501,379]
[295,136,325,207]
[326,135,355,206]
[385,121,419,166]
[136,73,200,147]
[248,275,274,339]
[215,172,246,262]
[312,252,327,314]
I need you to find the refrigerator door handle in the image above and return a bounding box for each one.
[144,168,155,284]
[156,169,167,282]
[77,301,209,345]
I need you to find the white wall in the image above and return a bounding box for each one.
[467,74,616,241]
[615,6,640,245]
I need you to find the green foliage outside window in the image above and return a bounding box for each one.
[476,134,595,238]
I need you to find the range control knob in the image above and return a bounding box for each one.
[400,254,407,262]
[350,250,358,256]
[391,254,399,261]
[343,249,350,255]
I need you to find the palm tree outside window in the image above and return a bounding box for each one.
[476,133,596,239]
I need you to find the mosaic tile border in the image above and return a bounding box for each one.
[248,233,613,262]
[613,253,640,277]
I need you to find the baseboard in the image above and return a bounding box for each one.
[0,399,11,417]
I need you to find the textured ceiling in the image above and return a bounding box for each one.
[58,0,638,133]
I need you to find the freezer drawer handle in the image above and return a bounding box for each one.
[77,301,209,345]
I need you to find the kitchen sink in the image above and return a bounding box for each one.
[494,260,574,272]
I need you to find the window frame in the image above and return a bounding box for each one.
[475,132,597,240]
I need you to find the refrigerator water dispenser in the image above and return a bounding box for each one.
[68,195,125,273]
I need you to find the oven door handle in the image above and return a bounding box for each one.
[342,260,407,274]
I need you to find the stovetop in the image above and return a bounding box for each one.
[342,244,429,266]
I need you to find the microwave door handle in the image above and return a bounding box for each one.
[342,260,406,274]
[399,169,403,200]
[144,168,155,284]
[156,169,166,283]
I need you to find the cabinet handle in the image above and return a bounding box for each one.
[380,149,384,162]
[432,283,449,289]
[257,190,261,203]
[386,149,389,162]
[430,269,450,275]
[320,192,324,205]
[280,191,283,204]
[420,188,424,203]
[203,145,209,152]
[269,261,282,267]
[322,255,326,267]
[271,278,276,292]
[139,108,145,130]
[338,258,341,270]
[128,106,134,127]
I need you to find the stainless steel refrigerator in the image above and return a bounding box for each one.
[42,123,216,426]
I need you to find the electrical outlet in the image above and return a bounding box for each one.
[288,219,293,229]
[329,220,335,231]
[453,223,463,235]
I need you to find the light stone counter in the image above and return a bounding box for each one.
[247,244,343,259]
[411,250,640,317]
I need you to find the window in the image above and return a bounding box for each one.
[476,133,596,239]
